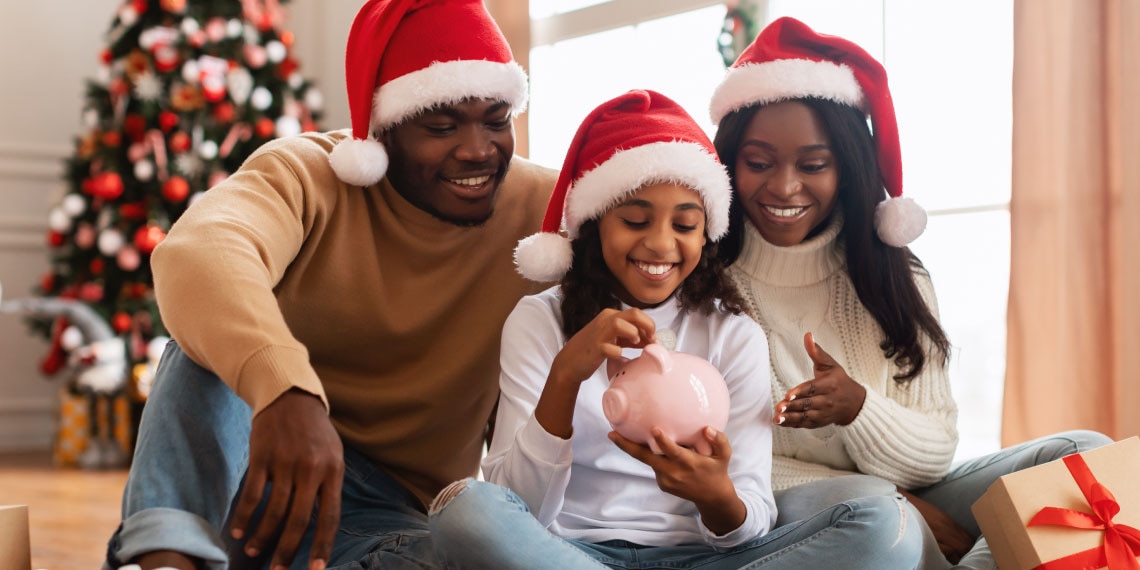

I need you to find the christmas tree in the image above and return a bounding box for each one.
[34,0,323,380]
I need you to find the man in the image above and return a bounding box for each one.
[104,1,556,569]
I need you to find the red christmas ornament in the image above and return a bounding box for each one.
[119,202,149,221]
[160,0,186,13]
[100,49,113,64]
[90,172,124,200]
[154,45,181,73]
[132,0,147,15]
[276,58,299,80]
[47,231,65,247]
[134,225,167,254]
[124,114,147,142]
[159,111,180,132]
[212,102,235,123]
[78,282,104,302]
[162,176,190,203]
[40,272,56,293]
[89,257,105,275]
[255,118,275,138]
[280,31,295,48]
[112,312,133,333]
[102,131,122,147]
[127,282,150,299]
[169,131,191,153]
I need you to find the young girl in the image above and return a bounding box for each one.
[426,89,920,569]
[709,17,1112,568]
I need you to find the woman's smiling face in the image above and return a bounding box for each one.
[733,100,840,246]
[597,182,707,308]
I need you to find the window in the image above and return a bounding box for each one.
[529,0,1013,462]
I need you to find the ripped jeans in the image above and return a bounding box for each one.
[427,478,922,569]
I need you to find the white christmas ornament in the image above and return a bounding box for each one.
[48,207,72,233]
[61,194,87,217]
[304,88,324,111]
[176,154,204,178]
[288,73,303,89]
[82,108,100,129]
[118,5,139,27]
[60,326,85,351]
[134,160,155,181]
[275,116,302,138]
[199,140,219,160]
[182,60,200,84]
[266,41,287,64]
[97,229,125,256]
[133,73,164,101]
[181,17,200,36]
[95,65,112,86]
[226,19,244,38]
[243,23,260,45]
[250,87,273,111]
[227,69,253,104]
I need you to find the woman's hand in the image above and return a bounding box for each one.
[773,332,867,428]
[897,488,974,564]
[610,426,746,535]
[536,308,656,439]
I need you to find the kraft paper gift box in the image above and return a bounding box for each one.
[971,436,1140,569]
[0,505,31,570]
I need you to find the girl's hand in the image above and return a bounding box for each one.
[609,426,745,535]
[552,307,656,386]
[773,332,867,428]
[536,308,656,439]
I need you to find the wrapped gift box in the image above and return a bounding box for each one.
[0,505,31,570]
[972,436,1140,569]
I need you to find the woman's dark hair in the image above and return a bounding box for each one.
[560,218,745,338]
[713,98,950,384]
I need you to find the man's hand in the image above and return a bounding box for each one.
[230,389,344,570]
[898,488,974,564]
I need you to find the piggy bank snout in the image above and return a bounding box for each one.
[601,387,629,425]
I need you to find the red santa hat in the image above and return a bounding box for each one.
[709,17,926,247]
[328,0,529,187]
[515,89,731,282]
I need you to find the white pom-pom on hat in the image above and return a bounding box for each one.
[874,196,927,247]
[329,137,389,187]
[514,232,573,282]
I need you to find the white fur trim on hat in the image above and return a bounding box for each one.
[874,196,927,247]
[515,231,573,282]
[329,137,390,187]
[565,142,732,241]
[709,59,865,124]
[373,60,529,130]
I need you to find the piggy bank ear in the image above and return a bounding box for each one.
[606,356,630,380]
[642,343,672,374]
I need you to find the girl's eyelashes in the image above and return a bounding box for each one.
[621,219,649,229]
[673,223,698,232]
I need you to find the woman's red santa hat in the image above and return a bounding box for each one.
[709,17,926,247]
[515,89,731,282]
[329,0,529,187]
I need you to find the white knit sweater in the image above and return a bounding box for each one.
[727,215,958,491]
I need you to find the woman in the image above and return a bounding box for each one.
[710,17,1111,568]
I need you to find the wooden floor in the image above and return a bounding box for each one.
[0,450,128,570]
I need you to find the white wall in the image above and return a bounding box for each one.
[0,1,357,452]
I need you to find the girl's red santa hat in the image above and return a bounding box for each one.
[329,0,528,187]
[709,17,926,247]
[515,89,731,282]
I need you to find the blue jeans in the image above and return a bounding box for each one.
[771,430,1113,570]
[103,341,440,570]
[427,478,922,569]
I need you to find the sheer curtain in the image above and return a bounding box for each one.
[1004,0,1140,444]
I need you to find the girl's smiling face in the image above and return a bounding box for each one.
[733,100,840,246]
[598,182,707,308]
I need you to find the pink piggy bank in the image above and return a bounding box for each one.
[602,343,730,456]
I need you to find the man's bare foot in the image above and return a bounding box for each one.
[131,550,201,570]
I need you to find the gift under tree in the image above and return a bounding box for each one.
[35,0,323,388]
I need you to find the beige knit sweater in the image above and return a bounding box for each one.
[727,215,958,491]
[152,130,556,506]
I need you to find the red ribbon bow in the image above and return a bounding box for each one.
[1028,453,1140,569]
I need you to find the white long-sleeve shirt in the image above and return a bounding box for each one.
[727,215,959,491]
[483,287,775,548]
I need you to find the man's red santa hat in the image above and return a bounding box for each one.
[329,0,528,187]
[710,17,926,247]
[515,89,731,282]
